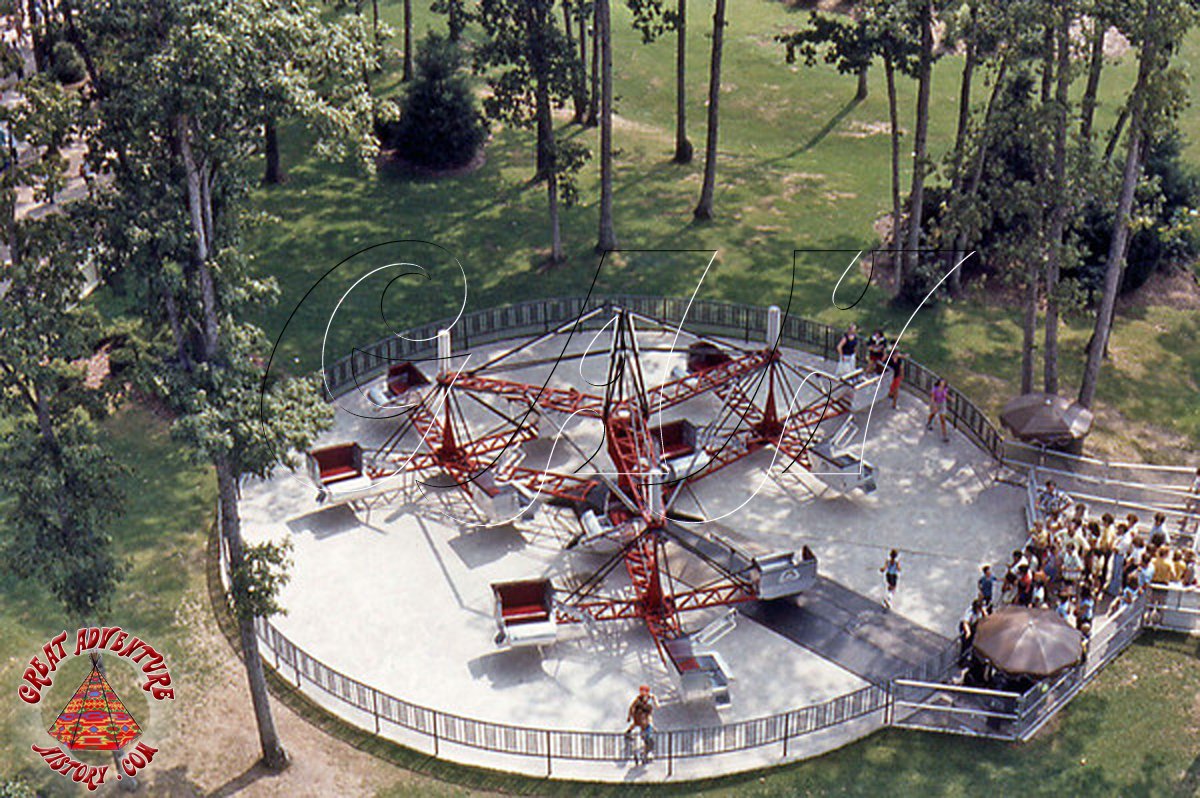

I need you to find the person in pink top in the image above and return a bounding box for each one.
[926,378,950,442]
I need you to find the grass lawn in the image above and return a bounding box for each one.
[244,0,1200,458]
[0,405,216,795]
[3,0,1199,795]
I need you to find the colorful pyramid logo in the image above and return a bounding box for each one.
[47,663,142,750]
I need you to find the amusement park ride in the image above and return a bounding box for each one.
[307,304,880,706]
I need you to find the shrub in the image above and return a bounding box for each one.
[50,40,86,85]
[0,778,37,798]
[376,33,486,170]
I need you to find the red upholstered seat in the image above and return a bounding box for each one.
[494,580,551,625]
[501,604,550,623]
[385,362,429,397]
[651,419,696,459]
[310,443,364,486]
[320,465,358,483]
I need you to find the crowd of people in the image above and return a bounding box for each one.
[956,476,1200,657]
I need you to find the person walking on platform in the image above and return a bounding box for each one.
[887,350,906,409]
[978,565,998,610]
[926,379,950,442]
[881,549,901,609]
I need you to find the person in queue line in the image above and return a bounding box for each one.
[958,598,987,664]
[1036,479,1072,519]
[1149,512,1170,548]
[978,565,998,610]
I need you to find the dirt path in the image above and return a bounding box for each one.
[126,554,502,798]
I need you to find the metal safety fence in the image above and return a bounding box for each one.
[225,296,1194,775]
[248,611,888,775]
[321,295,1007,463]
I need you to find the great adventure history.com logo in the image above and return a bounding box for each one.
[17,626,175,791]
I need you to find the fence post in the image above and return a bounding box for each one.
[372,690,380,734]
[781,712,790,759]
[545,729,552,776]
[432,709,439,757]
[667,730,673,777]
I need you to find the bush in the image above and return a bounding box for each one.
[0,778,37,798]
[376,33,486,170]
[50,40,86,85]
[1075,131,1200,295]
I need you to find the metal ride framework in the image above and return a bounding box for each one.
[307,302,879,701]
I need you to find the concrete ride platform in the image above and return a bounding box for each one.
[237,324,1026,779]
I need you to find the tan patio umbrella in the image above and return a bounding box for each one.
[1000,393,1094,447]
[972,606,1084,678]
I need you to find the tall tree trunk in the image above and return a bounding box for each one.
[263,118,285,185]
[448,0,462,41]
[402,0,413,82]
[885,54,902,285]
[673,0,692,163]
[1044,1,1072,395]
[548,167,563,263]
[586,2,599,126]
[1040,23,1054,104]
[1021,262,1039,394]
[902,0,933,288]
[578,7,590,114]
[1079,15,1105,146]
[26,0,44,72]
[1103,105,1129,163]
[1079,2,1158,410]
[59,0,105,94]
[218,458,289,771]
[855,64,869,102]
[693,0,726,221]
[954,51,1010,257]
[948,15,976,296]
[531,10,560,258]
[159,277,191,372]
[565,1,586,123]
[597,0,616,251]
[177,118,220,359]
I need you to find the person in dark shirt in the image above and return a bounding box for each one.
[978,564,998,610]
[835,323,859,377]
[866,329,888,374]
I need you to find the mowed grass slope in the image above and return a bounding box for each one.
[248,0,1199,455]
